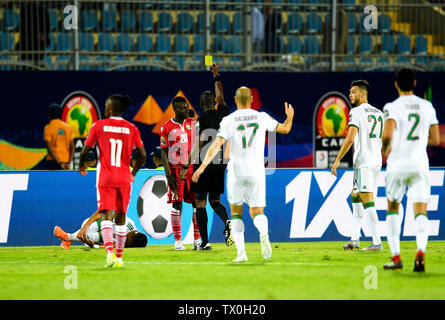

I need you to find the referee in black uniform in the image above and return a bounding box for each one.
[189,64,233,250]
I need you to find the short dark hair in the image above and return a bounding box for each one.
[200,91,215,111]
[107,94,131,113]
[351,80,371,97]
[48,103,61,120]
[133,231,148,247]
[172,96,188,109]
[395,68,415,91]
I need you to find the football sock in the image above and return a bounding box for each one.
[415,213,428,253]
[196,207,209,245]
[364,203,382,245]
[192,208,201,241]
[231,218,245,256]
[101,220,114,254]
[210,201,229,225]
[253,213,268,237]
[171,209,182,242]
[114,224,126,259]
[386,212,401,257]
[351,201,364,241]
[68,231,80,241]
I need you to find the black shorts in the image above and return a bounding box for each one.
[192,164,226,200]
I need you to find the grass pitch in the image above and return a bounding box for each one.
[1,241,445,300]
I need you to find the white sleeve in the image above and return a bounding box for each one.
[260,112,279,132]
[429,104,439,126]
[217,116,229,140]
[383,103,396,122]
[348,108,360,129]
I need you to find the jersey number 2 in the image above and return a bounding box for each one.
[109,138,123,167]
[368,115,383,138]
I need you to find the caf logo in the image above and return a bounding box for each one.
[315,92,350,138]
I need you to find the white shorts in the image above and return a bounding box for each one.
[353,166,381,193]
[226,171,266,207]
[385,171,430,203]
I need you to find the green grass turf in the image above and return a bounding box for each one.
[0,241,445,300]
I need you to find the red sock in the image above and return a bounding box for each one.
[192,209,200,241]
[171,209,181,241]
[392,254,401,264]
[101,220,114,254]
[416,250,425,258]
[115,225,126,259]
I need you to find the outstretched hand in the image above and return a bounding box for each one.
[284,102,294,119]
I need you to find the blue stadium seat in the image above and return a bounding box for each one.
[46,33,56,51]
[79,55,93,71]
[381,34,394,54]
[212,35,229,53]
[359,34,372,54]
[360,13,376,33]
[397,35,411,54]
[101,10,117,32]
[233,12,244,34]
[158,12,173,32]
[347,13,358,33]
[98,33,115,51]
[306,13,322,34]
[304,35,320,54]
[96,55,111,71]
[136,34,153,52]
[155,34,171,52]
[48,9,59,31]
[376,57,391,71]
[121,10,136,32]
[139,11,153,32]
[396,56,411,65]
[288,0,303,10]
[232,0,243,10]
[287,13,303,34]
[307,0,322,11]
[432,56,445,71]
[193,34,204,53]
[229,35,243,54]
[214,12,230,34]
[272,0,284,9]
[196,13,205,33]
[117,34,134,52]
[3,9,19,31]
[57,33,73,51]
[343,0,356,11]
[415,56,429,68]
[288,36,303,54]
[177,12,194,33]
[80,33,95,51]
[55,55,70,70]
[378,14,391,33]
[0,32,14,51]
[81,10,98,31]
[360,57,374,71]
[173,35,190,53]
[347,35,356,54]
[414,35,427,54]
[343,57,357,71]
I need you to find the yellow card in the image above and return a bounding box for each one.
[205,55,213,66]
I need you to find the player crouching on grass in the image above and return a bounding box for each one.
[54,211,147,249]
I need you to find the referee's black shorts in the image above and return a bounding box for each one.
[192,163,227,200]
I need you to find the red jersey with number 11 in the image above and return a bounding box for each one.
[84,117,143,187]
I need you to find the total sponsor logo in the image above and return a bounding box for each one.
[286,170,444,238]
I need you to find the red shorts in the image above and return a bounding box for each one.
[167,166,196,204]
[97,186,132,213]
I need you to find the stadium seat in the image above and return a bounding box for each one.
[229,35,243,54]
[396,56,411,65]
[193,34,204,53]
[360,13,376,33]
[196,13,205,33]
[304,35,321,54]
[96,55,111,71]
[287,36,303,54]
[232,0,243,10]
[376,57,391,71]
[81,10,98,31]
[136,34,153,52]
[343,0,356,11]
[3,9,19,31]
[139,11,153,32]
[307,0,322,11]
[288,0,303,10]
[55,55,70,70]
[347,35,356,54]
[48,9,59,31]
[287,13,303,34]
[381,34,395,54]
[214,12,230,34]
[359,57,374,71]
[347,13,358,33]
[306,13,322,34]
[212,35,229,53]
[343,57,357,71]
[80,33,95,51]
[397,35,411,54]
[432,56,445,71]
[177,12,194,33]
[57,33,73,51]
[117,34,134,52]
[0,32,14,51]
[378,14,391,33]
[155,34,171,53]
[414,35,428,54]
[272,0,284,9]
[173,34,190,53]
[232,12,244,34]
[46,33,56,51]
[79,55,93,71]
[158,12,173,32]
[359,34,372,54]
[98,33,115,51]
[415,56,429,68]
[101,10,117,32]
[121,10,136,32]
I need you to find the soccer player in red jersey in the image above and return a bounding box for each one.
[79,94,146,268]
[160,96,200,250]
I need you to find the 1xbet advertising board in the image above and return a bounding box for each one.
[0,169,444,246]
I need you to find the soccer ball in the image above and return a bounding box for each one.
[137,174,173,239]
